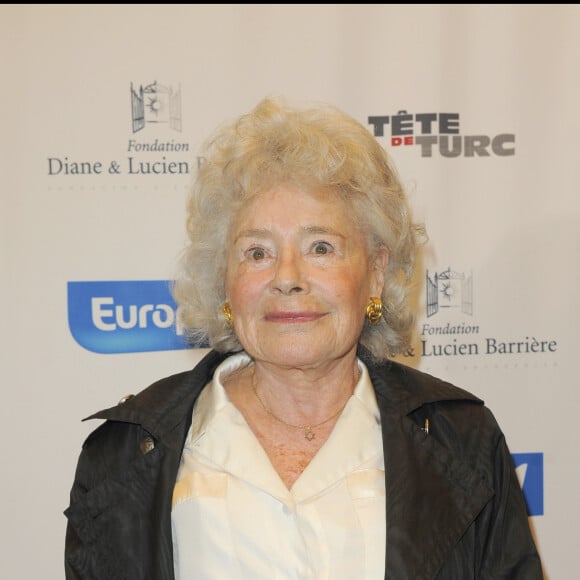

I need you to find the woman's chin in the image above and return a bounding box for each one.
[250,337,346,369]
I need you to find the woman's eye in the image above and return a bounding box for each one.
[313,242,332,255]
[249,247,266,260]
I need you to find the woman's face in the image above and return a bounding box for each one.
[225,185,387,370]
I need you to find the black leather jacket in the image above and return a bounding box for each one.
[65,348,543,579]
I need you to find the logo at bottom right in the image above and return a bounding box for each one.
[513,452,544,516]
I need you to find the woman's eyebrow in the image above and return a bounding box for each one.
[234,225,346,242]
[234,228,271,242]
[302,225,345,238]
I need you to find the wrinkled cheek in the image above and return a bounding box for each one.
[232,318,265,357]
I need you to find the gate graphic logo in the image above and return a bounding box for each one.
[130,80,182,133]
[426,267,473,318]
[67,280,195,354]
[513,452,544,516]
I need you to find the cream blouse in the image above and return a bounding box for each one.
[171,352,386,579]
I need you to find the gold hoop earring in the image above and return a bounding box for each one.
[222,302,233,327]
[366,297,383,324]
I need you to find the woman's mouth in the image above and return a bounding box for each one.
[264,311,326,323]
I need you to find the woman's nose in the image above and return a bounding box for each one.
[270,250,309,295]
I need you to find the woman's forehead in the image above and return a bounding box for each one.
[235,186,351,222]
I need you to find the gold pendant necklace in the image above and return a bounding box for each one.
[252,373,351,441]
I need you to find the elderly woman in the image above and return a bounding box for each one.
[64,97,543,579]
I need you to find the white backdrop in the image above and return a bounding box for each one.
[3,4,578,578]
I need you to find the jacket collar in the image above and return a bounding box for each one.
[357,346,483,412]
[85,349,230,444]
[87,347,482,434]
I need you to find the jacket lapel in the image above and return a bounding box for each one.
[365,357,494,580]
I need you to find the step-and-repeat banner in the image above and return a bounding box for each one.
[2,5,578,578]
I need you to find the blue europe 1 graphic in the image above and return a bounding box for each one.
[67,280,194,354]
[512,453,544,517]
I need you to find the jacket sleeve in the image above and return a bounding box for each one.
[63,420,146,580]
[64,500,86,580]
[478,433,544,579]
[64,423,106,580]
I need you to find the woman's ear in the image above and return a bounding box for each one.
[371,247,389,296]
